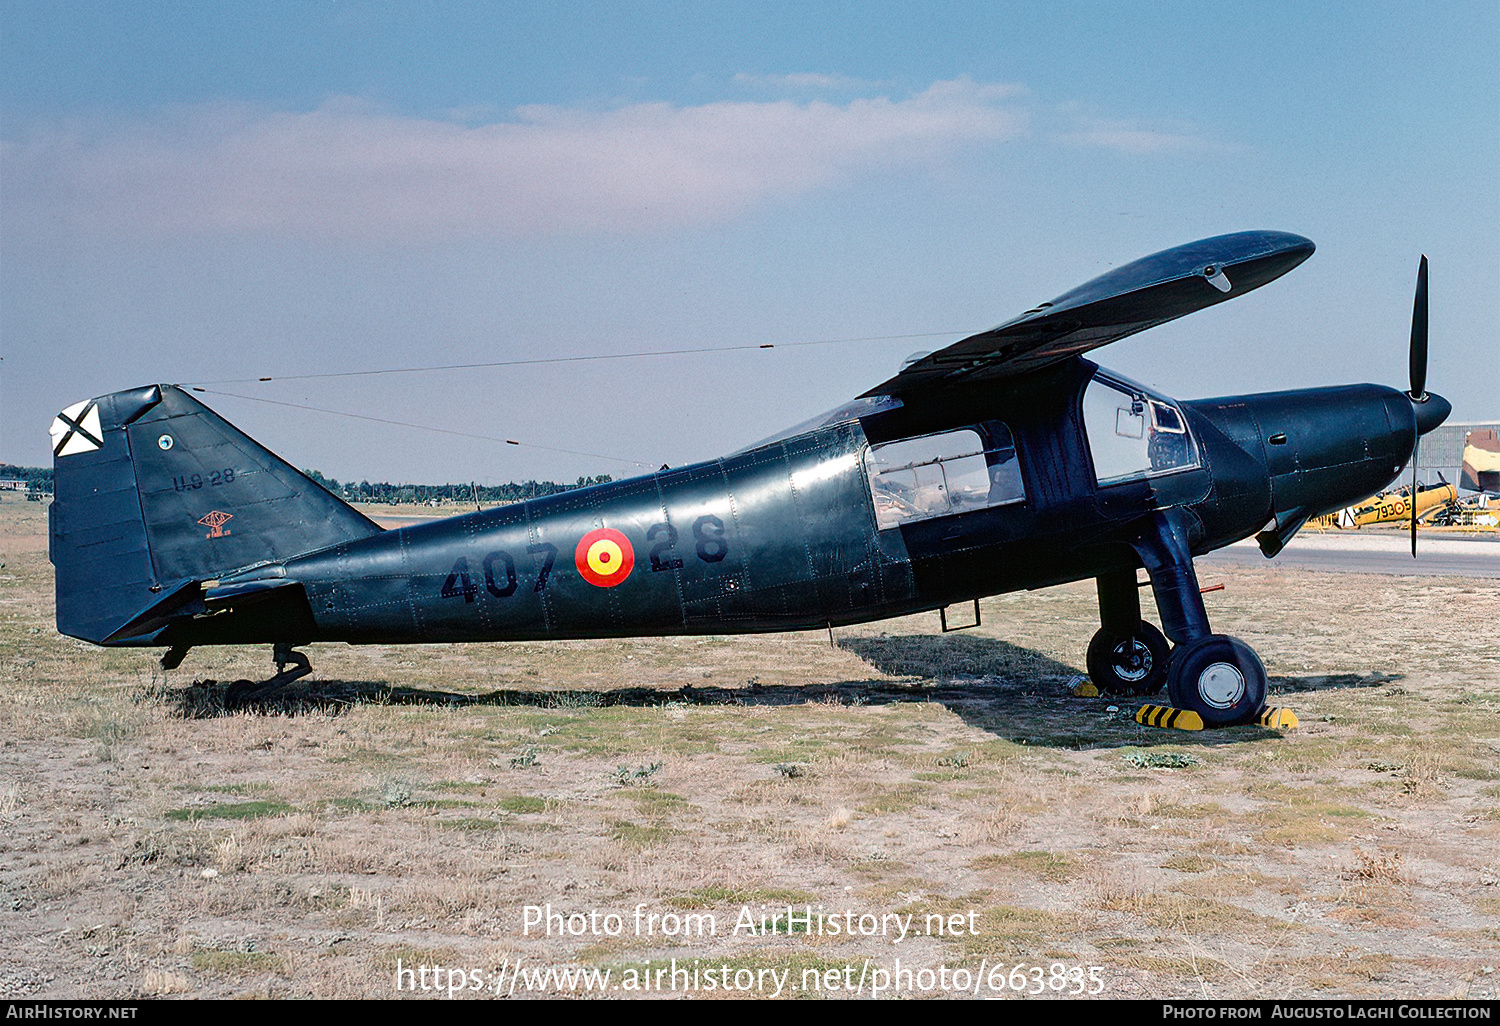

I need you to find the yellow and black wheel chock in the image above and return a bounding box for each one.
[1255,706,1299,729]
[1134,704,1300,731]
[1134,704,1204,731]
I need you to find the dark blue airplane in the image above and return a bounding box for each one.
[47,232,1448,724]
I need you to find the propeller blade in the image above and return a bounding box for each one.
[1409,255,1429,400]
[1411,438,1419,558]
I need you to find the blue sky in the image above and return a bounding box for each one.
[3,2,1496,484]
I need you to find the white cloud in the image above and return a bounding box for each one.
[2,79,1027,242]
[732,71,884,91]
[1047,106,1222,154]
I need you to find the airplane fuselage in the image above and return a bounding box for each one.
[175,360,1417,649]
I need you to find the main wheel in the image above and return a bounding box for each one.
[1166,635,1267,726]
[1086,622,1169,696]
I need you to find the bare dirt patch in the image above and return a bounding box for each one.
[1,496,1496,1000]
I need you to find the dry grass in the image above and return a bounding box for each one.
[2,496,1498,999]
[1343,848,1407,885]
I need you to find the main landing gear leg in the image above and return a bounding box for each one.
[1087,569,1168,696]
[1130,511,1266,726]
[224,642,314,707]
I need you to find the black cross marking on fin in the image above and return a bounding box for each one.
[53,403,103,456]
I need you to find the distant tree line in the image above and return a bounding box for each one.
[0,466,611,506]
[0,465,54,496]
[303,470,613,506]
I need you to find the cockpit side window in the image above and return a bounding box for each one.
[865,425,1025,530]
[1082,373,1199,485]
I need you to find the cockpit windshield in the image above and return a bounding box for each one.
[1082,371,1199,485]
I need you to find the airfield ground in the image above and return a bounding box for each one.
[0,496,1496,1000]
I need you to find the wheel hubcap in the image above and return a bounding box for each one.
[1112,639,1151,682]
[1198,661,1246,708]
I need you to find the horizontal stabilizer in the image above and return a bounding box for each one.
[101,576,306,643]
[102,579,203,643]
[204,577,301,608]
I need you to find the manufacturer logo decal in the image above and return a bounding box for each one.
[50,400,104,457]
[575,528,634,588]
[198,510,233,538]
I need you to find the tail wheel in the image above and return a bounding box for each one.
[1087,622,1169,696]
[1166,635,1267,726]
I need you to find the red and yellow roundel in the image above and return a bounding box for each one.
[575,528,634,588]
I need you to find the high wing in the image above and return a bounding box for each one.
[861,230,1315,399]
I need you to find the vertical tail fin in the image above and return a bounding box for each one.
[49,384,381,645]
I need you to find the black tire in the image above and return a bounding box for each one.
[1166,635,1267,726]
[1086,622,1169,696]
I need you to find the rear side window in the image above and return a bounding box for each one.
[866,426,1024,530]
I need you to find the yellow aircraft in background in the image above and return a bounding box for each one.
[1312,478,1457,529]
[1311,427,1498,532]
